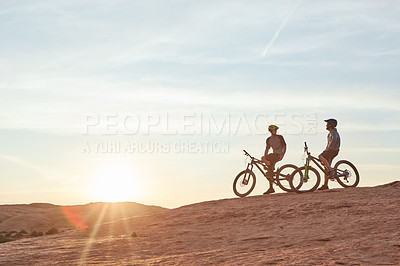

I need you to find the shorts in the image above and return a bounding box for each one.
[320,149,339,164]
[264,153,281,170]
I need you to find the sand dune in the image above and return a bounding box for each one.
[0,182,399,265]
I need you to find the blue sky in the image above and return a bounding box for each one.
[0,0,399,207]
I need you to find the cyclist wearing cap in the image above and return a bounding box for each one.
[318,118,340,190]
[261,125,287,194]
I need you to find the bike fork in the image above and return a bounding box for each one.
[243,164,253,184]
[303,158,310,181]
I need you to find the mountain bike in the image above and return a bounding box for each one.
[233,150,298,197]
[289,142,360,193]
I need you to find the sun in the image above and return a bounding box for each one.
[90,163,141,202]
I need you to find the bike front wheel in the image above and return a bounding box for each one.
[233,170,256,197]
[290,166,321,193]
[334,160,360,187]
[276,164,298,192]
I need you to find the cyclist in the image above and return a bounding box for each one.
[261,125,287,194]
[318,118,340,190]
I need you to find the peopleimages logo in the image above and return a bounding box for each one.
[81,112,317,154]
[82,112,318,136]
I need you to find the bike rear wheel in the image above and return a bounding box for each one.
[290,166,320,193]
[233,170,256,198]
[276,164,298,192]
[334,160,360,187]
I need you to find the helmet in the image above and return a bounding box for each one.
[268,125,279,131]
[324,118,337,127]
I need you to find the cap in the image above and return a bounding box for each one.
[324,118,337,127]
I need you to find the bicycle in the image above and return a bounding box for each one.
[289,142,360,193]
[233,150,298,197]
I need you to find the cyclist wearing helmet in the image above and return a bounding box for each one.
[261,125,287,194]
[318,118,340,190]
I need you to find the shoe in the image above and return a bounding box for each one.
[263,188,275,195]
[318,184,329,190]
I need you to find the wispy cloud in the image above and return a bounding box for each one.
[0,154,44,173]
[1,81,399,135]
[0,154,62,180]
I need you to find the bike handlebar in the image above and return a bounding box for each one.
[243,150,256,160]
[304,142,310,155]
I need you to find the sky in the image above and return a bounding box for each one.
[0,0,399,208]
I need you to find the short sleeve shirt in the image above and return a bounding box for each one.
[267,135,286,155]
[327,128,340,151]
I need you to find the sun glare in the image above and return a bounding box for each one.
[90,163,141,202]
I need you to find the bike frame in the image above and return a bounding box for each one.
[243,150,281,184]
[303,142,347,179]
[304,153,326,179]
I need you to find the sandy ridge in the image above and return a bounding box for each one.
[0,182,399,265]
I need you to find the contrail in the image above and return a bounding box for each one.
[262,1,301,57]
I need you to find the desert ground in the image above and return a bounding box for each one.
[0,181,399,265]
[0,202,166,234]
